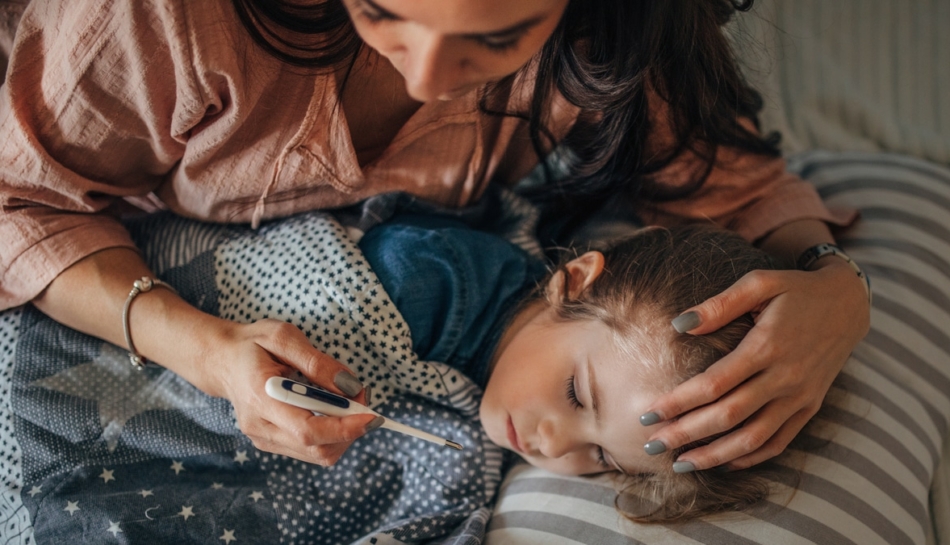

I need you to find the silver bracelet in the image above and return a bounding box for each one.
[796,243,872,304]
[122,276,177,370]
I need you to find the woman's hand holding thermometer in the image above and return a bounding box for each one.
[265,377,463,450]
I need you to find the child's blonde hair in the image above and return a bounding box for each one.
[544,225,792,522]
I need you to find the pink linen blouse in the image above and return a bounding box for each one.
[0,0,852,310]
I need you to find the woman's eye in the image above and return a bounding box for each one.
[474,36,521,53]
[360,8,394,23]
[355,0,396,23]
[565,376,582,410]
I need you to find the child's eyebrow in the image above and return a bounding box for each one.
[586,358,602,422]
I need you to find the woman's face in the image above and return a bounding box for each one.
[480,254,670,476]
[342,0,570,102]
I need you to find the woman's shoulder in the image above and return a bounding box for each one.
[14,0,265,93]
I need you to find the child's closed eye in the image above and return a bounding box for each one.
[566,375,582,410]
[567,376,610,469]
[596,447,609,469]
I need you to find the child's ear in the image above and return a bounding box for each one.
[546,251,606,301]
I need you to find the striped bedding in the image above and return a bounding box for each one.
[486,151,950,545]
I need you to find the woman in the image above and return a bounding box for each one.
[0,0,869,475]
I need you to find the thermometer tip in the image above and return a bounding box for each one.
[445,440,463,451]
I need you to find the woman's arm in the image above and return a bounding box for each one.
[1,0,377,465]
[640,217,871,471]
[34,247,380,465]
[626,94,869,469]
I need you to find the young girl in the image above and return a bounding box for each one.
[359,214,784,522]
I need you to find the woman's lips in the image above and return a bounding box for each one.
[507,416,524,454]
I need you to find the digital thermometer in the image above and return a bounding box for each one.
[264,376,463,450]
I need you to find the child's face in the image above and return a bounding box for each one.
[480,254,667,476]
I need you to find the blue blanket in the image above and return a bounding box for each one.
[0,211,502,544]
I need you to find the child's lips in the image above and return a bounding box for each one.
[507,416,524,454]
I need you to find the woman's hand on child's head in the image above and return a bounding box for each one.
[203,318,380,466]
[638,262,870,472]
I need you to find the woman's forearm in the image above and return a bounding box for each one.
[756,218,835,266]
[32,247,229,397]
[31,247,378,465]
[757,218,870,298]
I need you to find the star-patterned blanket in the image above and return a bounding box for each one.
[0,211,503,544]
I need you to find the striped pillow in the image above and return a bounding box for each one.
[486,151,950,545]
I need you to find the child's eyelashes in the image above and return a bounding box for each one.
[567,376,611,470]
[566,375,583,410]
[596,447,609,468]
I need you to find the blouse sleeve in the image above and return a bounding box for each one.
[634,95,856,242]
[0,0,216,309]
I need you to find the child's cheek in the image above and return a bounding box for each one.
[478,394,505,448]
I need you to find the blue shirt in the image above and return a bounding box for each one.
[359,215,545,387]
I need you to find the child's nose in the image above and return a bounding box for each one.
[537,419,583,459]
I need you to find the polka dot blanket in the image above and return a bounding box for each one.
[0,211,502,544]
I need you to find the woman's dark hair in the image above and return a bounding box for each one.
[231,0,359,67]
[232,0,779,239]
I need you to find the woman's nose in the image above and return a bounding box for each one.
[401,32,462,101]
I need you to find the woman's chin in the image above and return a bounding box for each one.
[434,86,476,101]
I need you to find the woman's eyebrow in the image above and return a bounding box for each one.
[362,0,545,38]
[459,16,546,40]
[362,0,400,19]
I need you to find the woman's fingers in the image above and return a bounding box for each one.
[671,270,783,336]
[672,404,818,472]
[641,323,774,426]
[643,326,816,468]
[724,406,818,470]
[640,360,749,428]
[256,319,365,397]
[643,360,780,457]
[245,398,381,466]
[643,264,867,471]
[217,319,377,466]
[643,270,781,423]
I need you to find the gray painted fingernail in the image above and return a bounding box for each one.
[673,461,696,474]
[364,416,385,433]
[643,440,667,455]
[364,385,373,405]
[671,311,701,333]
[334,371,363,397]
[639,412,661,426]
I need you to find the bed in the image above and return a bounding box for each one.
[1,1,949,544]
